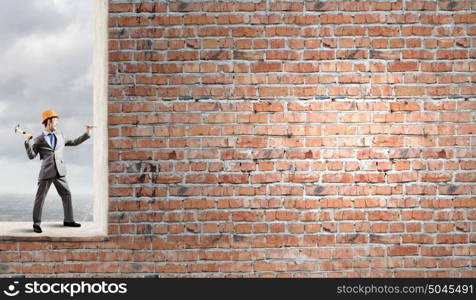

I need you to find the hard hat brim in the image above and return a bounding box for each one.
[41,110,60,124]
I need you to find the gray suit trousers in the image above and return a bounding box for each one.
[33,175,74,225]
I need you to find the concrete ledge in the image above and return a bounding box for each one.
[0,222,107,241]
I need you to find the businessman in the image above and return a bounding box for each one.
[23,109,93,233]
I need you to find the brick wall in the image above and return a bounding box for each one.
[2,0,476,277]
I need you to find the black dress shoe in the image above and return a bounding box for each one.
[33,225,42,233]
[63,221,81,227]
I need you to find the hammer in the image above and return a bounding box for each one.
[15,124,32,141]
[14,124,26,135]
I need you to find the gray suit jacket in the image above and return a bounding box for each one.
[24,131,90,180]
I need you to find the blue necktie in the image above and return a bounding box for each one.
[48,133,56,149]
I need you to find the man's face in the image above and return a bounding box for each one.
[48,117,58,131]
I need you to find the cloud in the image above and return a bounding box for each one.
[0,102,7,114]
[1,15,92,83]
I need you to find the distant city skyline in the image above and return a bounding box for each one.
[0,193,92,222]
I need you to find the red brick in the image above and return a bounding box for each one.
[388,61,419,72]
[258,86,290,97]
[395,86,425,96]
[184,14,215,25]
[303,50,335,60]
[251,62,282,72]
[232,26,264,37]
[110,3,133,12]
[117,16,149,27]
[134,2,166,13]
[368,26,401,36]
[320,14,352,24]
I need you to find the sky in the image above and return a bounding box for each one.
[0,0,93,198]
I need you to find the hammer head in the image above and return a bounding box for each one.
[14,124,24,134]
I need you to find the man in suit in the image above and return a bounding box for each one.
[23,109,93,233]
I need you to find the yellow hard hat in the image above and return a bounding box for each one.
[41,109,59,124]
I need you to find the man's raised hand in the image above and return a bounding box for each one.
[85,125,95,134]
[23,133,32,142]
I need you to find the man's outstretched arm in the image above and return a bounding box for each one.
[65,132,90,147]
[24,134,38,159]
